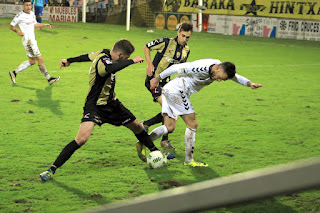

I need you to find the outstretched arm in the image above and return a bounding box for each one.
[231,73,262,89]
[35,23,51,29]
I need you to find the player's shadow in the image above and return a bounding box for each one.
[13,84,64,116]
[39,28,58,34]
[144,152,297,213]
[51,180,110,205]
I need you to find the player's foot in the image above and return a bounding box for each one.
[160,140,176,150]
[162,150,176,160]
[40,169,54,182]
[9,71,16,84]
[135,141,147,162]
[48,76,60,85]
[140,121,149,132]
[184,159,208,167]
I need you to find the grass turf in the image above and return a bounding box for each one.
[0,18,319,212]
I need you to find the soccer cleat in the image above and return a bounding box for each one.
[40,169,54,182]
[160,140,176,150]
[184,159,208,167]
[48,76,60,85]
[9,71,16,84]
[162,150,176,160]
[135,141,147,162]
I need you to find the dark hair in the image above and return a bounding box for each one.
[179,21,193,32]
[23,0,31,3]
[221,62,236,79]
[112,39,135,55]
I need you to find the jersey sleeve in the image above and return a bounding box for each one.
[97,56,134,77]
[231,73,250,86]
[159,62,191,79]
[10,13,21,27]
[146,37,169,52]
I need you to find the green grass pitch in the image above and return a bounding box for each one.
[0,18,319,213]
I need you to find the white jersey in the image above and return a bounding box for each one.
[10,11,36,40]
[161,59,221,95]
[161,58,250,96]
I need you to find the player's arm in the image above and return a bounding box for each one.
[9,24,24,36]
[60,53,92,69]
[35,23,51,29]
[98,56,144,76]
[231,73,263,89]
[144,45,154,76]
[150,63,185,89]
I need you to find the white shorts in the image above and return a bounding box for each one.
[161,81,194,120]
[22,37,41,58]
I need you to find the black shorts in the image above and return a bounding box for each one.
[145,75,169,102]
[81,100,136,126]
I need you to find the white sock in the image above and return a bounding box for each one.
[15,60,32,74]
[149,125,168,141]
[184,127,196,163]
[39,64,51,80]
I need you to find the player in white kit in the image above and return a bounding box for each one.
[9,0,60,85]
[149,59,262,167]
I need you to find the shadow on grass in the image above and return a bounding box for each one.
[13,84,64,116]
[144,154,296,213]
[51,179,110,205]
[39,28,58,34]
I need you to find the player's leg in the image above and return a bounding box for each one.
[149,114,176,141]
[40,121,95,181]
[35,6,43,24]
[35,56,60,84]
[180,113,208,167]
[9,57,36,83]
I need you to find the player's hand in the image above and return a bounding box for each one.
[146,64,154,77]
[18,31,24,37]
[44,24,52,29]
[60,59,70,69]
[132,56,144,64]
[150,77,160,90]
[250,82,263,89]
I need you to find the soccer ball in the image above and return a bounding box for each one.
[147,150,167,169]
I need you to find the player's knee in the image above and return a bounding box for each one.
[166,125,175,133]
[29,59,36,65]
[75,134,90,145]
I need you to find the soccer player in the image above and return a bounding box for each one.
[149,59,263,167]
[9,0,59,85]
[39,39,175,182]
[143,21,193,150]
[31,0,48,24]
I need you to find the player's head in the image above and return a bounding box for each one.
[177,21,193,46]
[23,0,32,13]
[212,62,236,82]
[111,39,135,61]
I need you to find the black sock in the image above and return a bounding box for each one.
[13,71,17,76]
[161,134,168,141]
[135,130,158,152]
[144,113,163,127]
[51,140,81,172]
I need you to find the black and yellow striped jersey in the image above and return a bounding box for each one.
[146,36,190,79]
[66,49,134,109]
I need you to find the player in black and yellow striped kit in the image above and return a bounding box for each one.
[143,21,193,150]
[40,39,174,182]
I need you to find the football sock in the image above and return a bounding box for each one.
[39,64,51,80]
[149,125,168,141]
[161,134,169,141]
[184,127,196,163]
[36,17,42,23]
[135,130,158,152]
[51,140,81,171]
[144,113,163,127]
[15,60,32,74]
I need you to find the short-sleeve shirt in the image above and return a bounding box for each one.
[10,11,36,40]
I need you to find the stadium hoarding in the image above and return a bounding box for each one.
[155,12,191,30]
[192,13,320,40]
[49,6,78,22]
[0,4,49,20]
[164,0,320,21]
